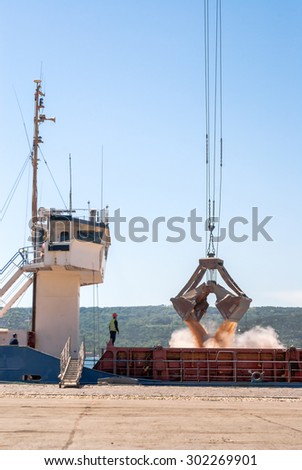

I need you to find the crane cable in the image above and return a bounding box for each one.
[204,0,223,258]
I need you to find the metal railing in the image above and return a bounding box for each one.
[59,337,71,382]
[19,245,45,265]
[75,339,86,384]
[98,353,302,384]
[0,250,24,275]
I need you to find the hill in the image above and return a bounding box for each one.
[1,305,302,353]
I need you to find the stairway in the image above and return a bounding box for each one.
[59,338,85,388]
[59,358,82,388]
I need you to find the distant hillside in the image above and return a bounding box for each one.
[1,305,302,352]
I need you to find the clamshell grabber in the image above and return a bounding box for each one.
[170,257,252,323]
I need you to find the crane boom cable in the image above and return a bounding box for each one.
[204,0,210,254]
[204,0,223,257]
[212,0,219,215]
[216,0,223,256]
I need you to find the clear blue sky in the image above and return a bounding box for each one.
[1,0,302,308]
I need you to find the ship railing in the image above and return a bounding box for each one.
[0,249,34,314]
[19,245,45,265]
[59,336,71,381]
[168,357,299,383]
[0,252,25,290]
[0,250,25,276]
[1,260,24,287]
[101,354,302,384]
[75,339,86,384]
[0,246,44,277]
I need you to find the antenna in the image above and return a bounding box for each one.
[101,145,104,221]
[69,153,73,213]
[40,61,43,83]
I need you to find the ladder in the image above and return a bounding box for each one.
[59,338,85,388]
[60,358,82,388]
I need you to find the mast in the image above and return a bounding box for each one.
[27,80,111,358]
[32,80,43,230]
[31,79,55,332]
[32,80,56,240]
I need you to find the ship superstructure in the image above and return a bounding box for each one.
[22,205,110,358]
[0,80,110,385]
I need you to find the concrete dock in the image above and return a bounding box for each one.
[0,384,301,450]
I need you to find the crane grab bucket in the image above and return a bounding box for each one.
[171,257,252,323]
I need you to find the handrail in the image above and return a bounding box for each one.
[59,338,85,387]
[19,245,45,265]
[0,246,45,276]
[59,337,71,382]
[0,250,25,275]
[75,339,85,384]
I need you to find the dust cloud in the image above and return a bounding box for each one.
[233,325,284,348]
[169,323,284,349]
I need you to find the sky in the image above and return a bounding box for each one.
[1,0,302,308]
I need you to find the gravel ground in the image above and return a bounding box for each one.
[1,382,302,400]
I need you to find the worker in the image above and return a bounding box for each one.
[9,333,19,345]
[109,313,119,346]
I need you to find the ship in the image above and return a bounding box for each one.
[1,80,302,387]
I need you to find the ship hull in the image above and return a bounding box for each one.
[93,345,302,385]
[0,346,111,384]
[2,345,302,386]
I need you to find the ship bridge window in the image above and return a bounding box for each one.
[76,230,102,243]
[60,231,70,242]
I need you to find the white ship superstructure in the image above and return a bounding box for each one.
[0,79,110,366]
